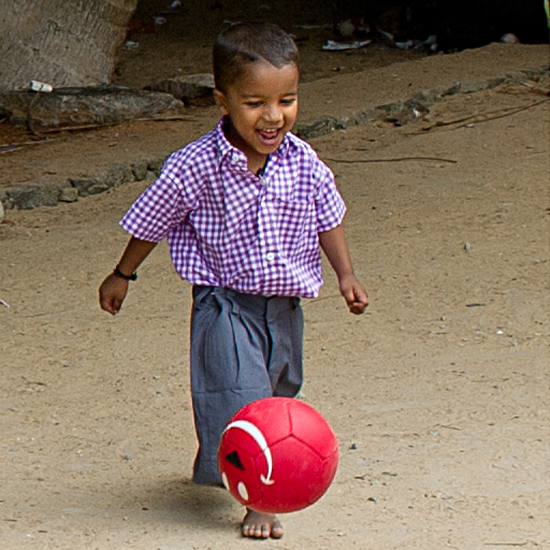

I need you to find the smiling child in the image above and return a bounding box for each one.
[99,21,368,539]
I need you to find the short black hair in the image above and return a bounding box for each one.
[213,22,299,93]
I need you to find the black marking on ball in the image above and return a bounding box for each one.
[225,451,245,470]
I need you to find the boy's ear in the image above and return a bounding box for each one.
[214,89,229,115]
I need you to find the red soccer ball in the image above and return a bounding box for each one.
[217,397,339,514]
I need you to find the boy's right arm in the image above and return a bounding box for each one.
[98,236,158,315]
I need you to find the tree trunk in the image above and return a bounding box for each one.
[0,0,138,91]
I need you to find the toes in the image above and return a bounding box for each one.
[242,523,270,539]
[241,512,284,539]
[270,519,284,539]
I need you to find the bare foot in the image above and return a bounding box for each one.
[242,509,284,539]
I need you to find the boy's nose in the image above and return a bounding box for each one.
[263,104,283,124]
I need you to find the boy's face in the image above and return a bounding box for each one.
[215,61,299,172]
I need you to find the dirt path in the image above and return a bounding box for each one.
[1,45,549,549]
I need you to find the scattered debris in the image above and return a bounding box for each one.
[333,18,370,38]
[322,39,371,51]
[382,102,430,126]
[0,145,21,154]
[378,29,438,51]
[167,0,181,11]
[29,81,53,93]
[293,24,331,30]
[501,32,520,44]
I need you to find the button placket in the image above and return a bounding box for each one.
[259,183,278,270]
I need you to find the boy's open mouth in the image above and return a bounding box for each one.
[257,128,281,145]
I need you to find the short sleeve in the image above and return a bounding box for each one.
[314,160,346,233]
[119,157,190,242]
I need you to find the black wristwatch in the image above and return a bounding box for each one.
[113,265,138,281]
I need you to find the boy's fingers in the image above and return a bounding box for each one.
[99,296,117,315]
[349,301,367,314]
[108,299,121,315]
[345,288,368,314]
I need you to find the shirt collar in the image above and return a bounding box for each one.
[215,116,294,169]
[215,116,235,161]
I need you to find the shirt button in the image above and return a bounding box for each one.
[266,252,275,262]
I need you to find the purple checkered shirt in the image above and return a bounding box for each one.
[120,118,346,298]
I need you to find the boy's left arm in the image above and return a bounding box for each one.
[319,224,369,315]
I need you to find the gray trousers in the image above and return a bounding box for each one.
[190,286,304,485]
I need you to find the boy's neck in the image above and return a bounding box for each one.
[222,119,270,176]
[256,159,268,177]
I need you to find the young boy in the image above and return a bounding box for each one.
[99,22,368,539]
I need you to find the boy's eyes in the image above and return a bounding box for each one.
[244,98,296,107]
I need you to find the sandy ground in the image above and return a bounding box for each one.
[0,21,549,550]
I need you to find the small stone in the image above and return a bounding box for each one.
[145,74,215,106]
[58,187,79,203]
[145,170,157,181]
[71,178,109,198]
[147,158,165,176]
[132,161,149,181]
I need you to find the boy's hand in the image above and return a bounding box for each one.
[339,273,369,315]
[98,237,157,315]
[98,273,129,315]
[318,225,368,314]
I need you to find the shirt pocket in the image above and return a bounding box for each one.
[271,197,318,261]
